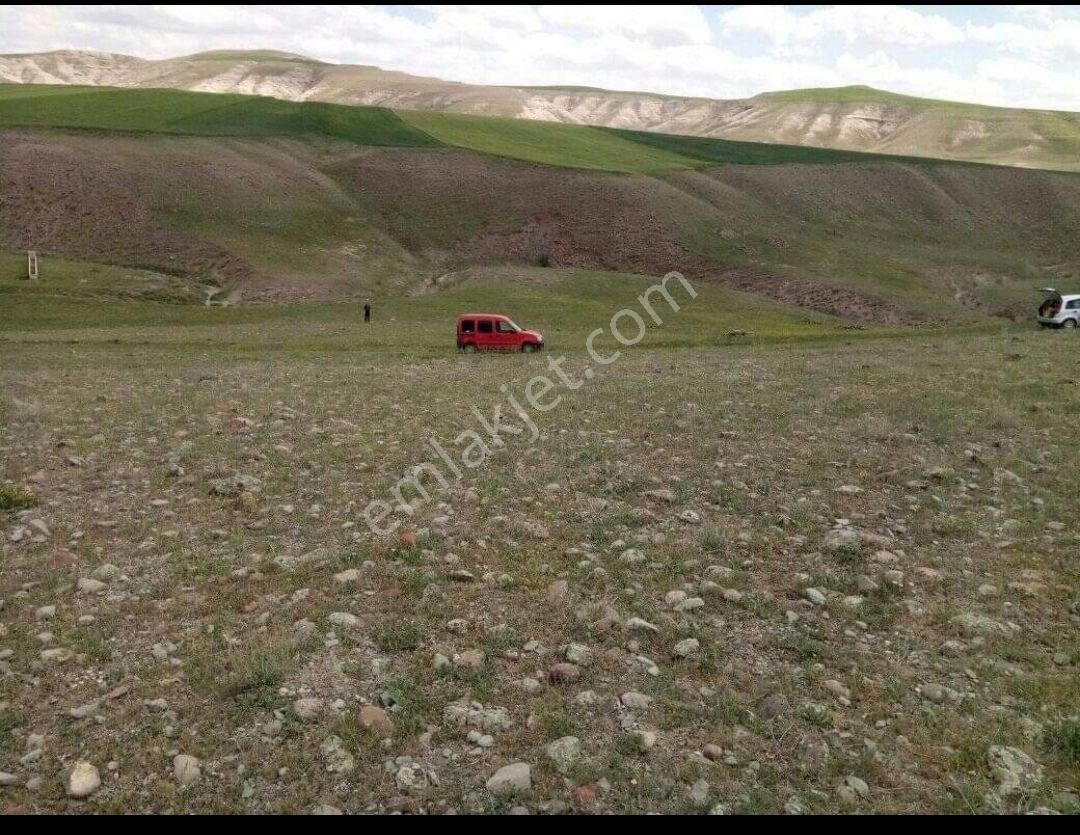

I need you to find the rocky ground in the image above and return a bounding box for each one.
[1,330,1077,813]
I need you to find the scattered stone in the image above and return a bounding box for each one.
[359,705,394,740]
[620,692,653,711]
[836,775,869,806]
[824,528,859,552]
[333,569,361,585]
[209,474,261,496]
[320,736,355,774]
[66,761,101,798]
[564,643,592,665]
[673,638,700,659]
[454,649,485,671]
[803,587,827,606]
[548,663,582,684]
[76,577,107,595]
[328,612,360,630]
[547,580,569,603]
[951,611,1018,637]
[293,697,325,722]
[688,778,711,807]
[173,754,201,787]
[545,736,582,774]
[988,746,1043,797]
[625,617,659,634]
[758,693,791,721]
[487,762,531,796]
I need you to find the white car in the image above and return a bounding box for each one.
[1038,289,1080,329]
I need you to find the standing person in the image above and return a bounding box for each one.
[364,302,371,323]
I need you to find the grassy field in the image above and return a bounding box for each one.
[0,282,1077,813]
[0,257,865,351]
[0,85,438,147]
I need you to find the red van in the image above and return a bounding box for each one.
[457,313,544,353]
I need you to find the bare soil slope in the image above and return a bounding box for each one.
[3,130,1079,319]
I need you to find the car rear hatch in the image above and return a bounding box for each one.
[1038,288,1062,319]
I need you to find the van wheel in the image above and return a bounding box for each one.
[463,344,478,353]
[1065,319,1078,329]
[521,343,537,354]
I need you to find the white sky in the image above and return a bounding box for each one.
[3,5,1079,111]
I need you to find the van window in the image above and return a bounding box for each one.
[1069,300,1080,310]
[497,320,517,334]
[460,319,475,334]
[478,320,493,334]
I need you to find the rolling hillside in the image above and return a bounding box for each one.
[2,49,1079,171]
[2,83,1078,323]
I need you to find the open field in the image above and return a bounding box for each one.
[1,278,1078,813]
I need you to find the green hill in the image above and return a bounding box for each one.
[3,50,1077,171]
[0,84,991,175]
[1,84,1078,325]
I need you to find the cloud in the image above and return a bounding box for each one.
[0,5,1077,110]
[719,5,964,48]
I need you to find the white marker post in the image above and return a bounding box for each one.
[27,250,39,281]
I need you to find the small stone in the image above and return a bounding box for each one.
[77,577,107,595]
[333,569,361,585]
[824,528,859,552]
[66,761,101,798]
[173,754,201,787]
[620,692,653,711]
[293,697,325,722]
[328,612,359,629]
[358,705,394,739]
[454,649,485,671]
[487,762,531,796]
[836,775,869,806]
[803,588,827,606]
[545,736,582,774]
[547,580,569,603]
[688,778,711,807]
[548,663,582,684]
[882,569,905,586]
[625,617,660,634]
[564,643,592,665]
[758,693,791,721]
[988,746,1043,797]
[673,638,700,659]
